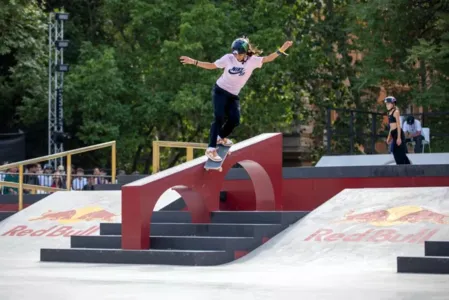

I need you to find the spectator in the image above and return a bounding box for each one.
[93,167,101,184]
[83,176,96,190]
[51,171,67,190]
[0,162,8,189]
[39,164,54,188]
[2,166,18,195]
[24,163,40,194]
[72,168,87,190]
[56,164,65,175]
[35,163,46,194]
[117,169,126,184]
[99,168,110,184]
[403,116,424,153]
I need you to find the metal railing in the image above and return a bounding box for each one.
[0,141,116,210]
[152,141,207,173]
[326,108,386,155]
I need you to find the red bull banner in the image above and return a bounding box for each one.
[304,205,447,244]
[0,206,119,238]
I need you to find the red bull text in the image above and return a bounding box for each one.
[304,228,438,244]
[1,225,99,237]
[0,206,117,238]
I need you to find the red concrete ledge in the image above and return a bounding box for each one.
[121,133,283,250]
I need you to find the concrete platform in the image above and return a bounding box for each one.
[316,153,449,167]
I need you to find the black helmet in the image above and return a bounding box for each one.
[231,38,249,55]
[384,96,396,103]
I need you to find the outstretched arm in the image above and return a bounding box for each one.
[179,56,217,70]
[262,41,293,63]
[394,109,403,145]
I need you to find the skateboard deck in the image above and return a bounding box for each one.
[204,145,232,172]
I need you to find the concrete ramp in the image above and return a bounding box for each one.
[0,191,121,260]
[316,153,449,166]
[0,189,181,260]
[238,187,449,271]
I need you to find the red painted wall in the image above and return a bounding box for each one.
[0,204,32,211]
[221,177,449,211]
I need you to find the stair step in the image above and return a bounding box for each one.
[210,211,308,224]
[0,211,15,222]
[425,241,449,256]
[397,256,449,274]
[151,211,192,223]
[100,222,283,237]
[148,211,308,224]
[41,248,233,266]
[71,235,258,251]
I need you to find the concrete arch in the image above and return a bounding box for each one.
[237,160,275,210]
[121,133,283,249]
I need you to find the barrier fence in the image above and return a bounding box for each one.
[0,141,116,210]
[325,108,449,155]
[152,141,207,173]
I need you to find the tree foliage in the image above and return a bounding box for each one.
[0,0,47,130]
[4,0,449,170]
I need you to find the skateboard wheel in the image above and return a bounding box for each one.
[219,168,222,172]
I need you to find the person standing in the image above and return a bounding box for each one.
[385,96,411,164]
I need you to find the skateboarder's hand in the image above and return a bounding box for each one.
[180,56,195,65]
[280,41,293,52]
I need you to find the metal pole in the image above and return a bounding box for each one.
[349,111,354,154]
[152,142,160,174]
[48,12,66,168]
[326,108,332,154]
[111,143,116,184]
[48,13,53,163]
[371,114,376,154]
[66,154,72,190]
[18,165,23,211]
[54,17,60,167]
[186,147,194,161]
[58,18,65,167]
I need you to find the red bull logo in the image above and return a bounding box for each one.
[304,205,447,244]
[336,205,449,227]
[29,206,118,224]
[0,206,119,238]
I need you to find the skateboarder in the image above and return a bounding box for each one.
[180,36,293,162]
[385,96,411,165]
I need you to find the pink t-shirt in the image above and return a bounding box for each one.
[214,54,264,95]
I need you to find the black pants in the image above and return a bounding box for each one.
[208,84,240,148]
[391,129,411,165]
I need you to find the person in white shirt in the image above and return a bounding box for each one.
[180,36,293,161]
[403,115,424,153]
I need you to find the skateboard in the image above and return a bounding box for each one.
[204,144,232,172]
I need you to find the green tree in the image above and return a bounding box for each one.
[0,0,47,130]
[347,0,449,152]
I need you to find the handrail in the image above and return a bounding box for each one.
[0,181,66,192]
[152,141,207,174]
[0,141,116,171]
[0,141,116,210]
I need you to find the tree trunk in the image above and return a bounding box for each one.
[132,145,143,172]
